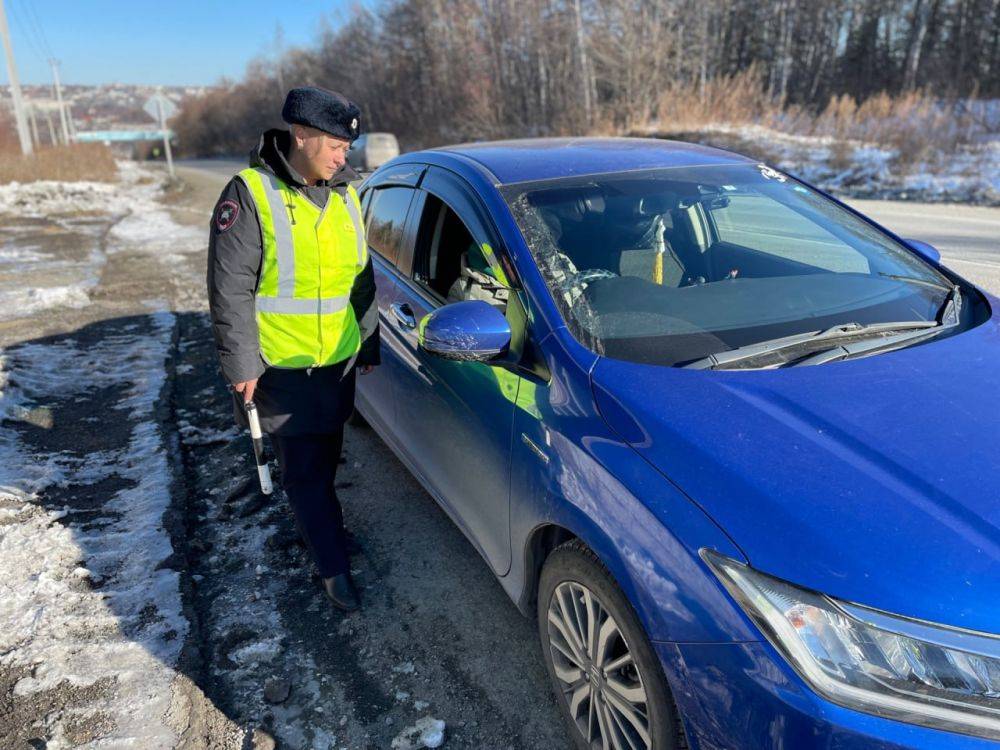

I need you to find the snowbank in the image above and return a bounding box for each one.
[0,161,204,323]
[643,123,1000,205]
[0,161,202,252]
[0,312,185,747]
[0,284,93,318]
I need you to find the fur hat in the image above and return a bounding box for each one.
[281,86,361,142]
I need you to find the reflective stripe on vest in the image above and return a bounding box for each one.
[237,167,367,368]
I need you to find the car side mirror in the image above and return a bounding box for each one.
[418,300,511,362]
[905,239,941,264]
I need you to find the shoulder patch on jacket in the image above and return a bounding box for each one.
[215,199,239,232]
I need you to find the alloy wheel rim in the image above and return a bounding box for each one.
[547,580,651,750]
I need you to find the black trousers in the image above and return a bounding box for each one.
[271,430,349,578]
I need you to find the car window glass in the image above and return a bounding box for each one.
[366,187,413,266]
[360,187,373,223]
[710,193,870,274]
[412,194,510,312]
[503,164,955,367]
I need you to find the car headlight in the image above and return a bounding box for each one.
[702,549,1000,740]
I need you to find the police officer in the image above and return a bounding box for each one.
[207,87,379,611]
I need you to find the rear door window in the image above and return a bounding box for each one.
[365,187,414,267]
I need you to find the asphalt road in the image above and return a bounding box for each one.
[178,158,246,179]
[851,199,1000,293]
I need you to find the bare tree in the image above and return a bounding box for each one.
[172,0,1000,157]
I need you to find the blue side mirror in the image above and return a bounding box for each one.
[905,239,941,264]
[418,300,511,362]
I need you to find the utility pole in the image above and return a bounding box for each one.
[43,107,55,144]
[154,88,174,178]
[27,100,38,147]
[0,0,33,155]
[65,101,75,138]
[50,58,70,144]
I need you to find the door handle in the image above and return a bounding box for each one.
[390,302,416,329]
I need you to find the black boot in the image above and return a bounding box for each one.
[322,573,360,611]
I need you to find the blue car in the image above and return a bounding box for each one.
[353,138,1000,749]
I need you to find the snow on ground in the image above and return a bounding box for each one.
[0,161,203,323]
[0,179,121,216]
[391,716,447,749]
[0,244,46,263]
[0,161,198,238]
[0,235,101,323]
[105,164,203,266]
[0,162,213,746]
[644,122,1000,205]
[0,284,93,318]
[0,313,186,747]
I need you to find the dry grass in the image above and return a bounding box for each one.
[811,91,980,168]
[826,139,857,172]
[650,68,989,171]
[0,143,118,185]
[655,66,775,132]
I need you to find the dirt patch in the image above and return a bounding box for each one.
[0,664,117,748]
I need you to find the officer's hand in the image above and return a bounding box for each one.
[358,365,375,375]
[233,378,258,402]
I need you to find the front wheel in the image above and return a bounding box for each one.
[538,540,685,750]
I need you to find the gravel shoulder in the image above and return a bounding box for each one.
[0,162,569,749]
[167,163,570,748]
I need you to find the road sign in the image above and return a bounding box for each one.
[143,94,177,123]
[143,92,176,178]
[76,129,175,142]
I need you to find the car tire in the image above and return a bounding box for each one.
[538,540,686,750]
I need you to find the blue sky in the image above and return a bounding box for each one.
[1,0,367,86]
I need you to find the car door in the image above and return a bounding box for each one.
[354,165,425,432]
[386,167,520,575]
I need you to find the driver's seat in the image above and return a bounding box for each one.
[446,245,509,309]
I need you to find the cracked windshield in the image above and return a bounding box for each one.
[506,164,958,367]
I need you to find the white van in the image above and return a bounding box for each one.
[347,132,400,172]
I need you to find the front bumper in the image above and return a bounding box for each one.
[656,641,999,749]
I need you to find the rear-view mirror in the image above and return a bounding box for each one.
[905,238,941,264]
[418,300,511,362]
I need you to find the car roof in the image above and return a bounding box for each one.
[408,137,756,185]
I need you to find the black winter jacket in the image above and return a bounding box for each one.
[207,129,380,434]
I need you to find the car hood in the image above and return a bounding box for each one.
[591,318,1000,634]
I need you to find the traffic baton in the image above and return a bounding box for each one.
[243,400,273,495]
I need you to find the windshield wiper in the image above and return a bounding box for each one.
[792,285,963,367]
[937,284,963,326]
[684,320,939,370]
[878,273,952,292]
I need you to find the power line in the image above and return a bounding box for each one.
[6,0,44,65]
[0,0,33,155]
[22,0,53,59]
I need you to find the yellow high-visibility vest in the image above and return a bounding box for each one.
[237,167,367,369]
